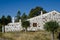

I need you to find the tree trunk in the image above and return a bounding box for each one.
[51,32,54,40]
[25,28,27,32]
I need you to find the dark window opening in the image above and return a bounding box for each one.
[33,23,37,27]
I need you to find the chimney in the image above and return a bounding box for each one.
[19,19,21,22]
[12,17,15,23]
[41,11,43,15]
[41,11,43,18]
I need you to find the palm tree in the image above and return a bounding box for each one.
[44,20,60,40]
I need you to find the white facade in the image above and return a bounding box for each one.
[3,10,60,32]
[27,10,60,31]
[5,17,23,32]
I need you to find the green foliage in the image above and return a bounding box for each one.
[44,21,59,32]
[1,15,7,25]
[22,21,30,31]
[21,13,29,31]
[15,10,21,22]
[21,13,27,21]
[29,6,47,18]
[44,20,60,40]
[6,15,12,23]
[22,21,30,28]
[1,15,12,25]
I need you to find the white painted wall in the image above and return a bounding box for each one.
[27,10,60,31]
[5,19,23,32]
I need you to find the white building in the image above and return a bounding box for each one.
[3,17,23,32]
[27,10,60,31]
[2,10,60,32]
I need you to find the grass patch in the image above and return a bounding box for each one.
[0,30,58,40]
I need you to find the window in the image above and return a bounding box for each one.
[33,23,37,27]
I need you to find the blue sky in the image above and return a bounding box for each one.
[0,0,60,17]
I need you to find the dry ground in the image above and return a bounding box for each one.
[0,30,59,40]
